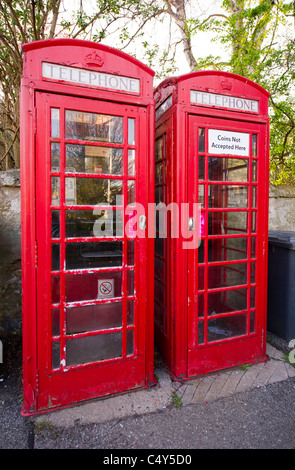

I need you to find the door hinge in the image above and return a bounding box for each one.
[35,369,39,396]
[35,241,38,268]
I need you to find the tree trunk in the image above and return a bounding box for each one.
[164,0,198,70]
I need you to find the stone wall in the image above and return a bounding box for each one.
[269,184,295,232]
[0,170,21,329]
[0,170,294,330]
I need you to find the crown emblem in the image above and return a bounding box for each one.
[84,52,104,67]
[221,79,233,91]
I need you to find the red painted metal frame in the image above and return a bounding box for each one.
[154,71,269,380]
[20,39,155,415]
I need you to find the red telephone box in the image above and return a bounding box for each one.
[154,71,269,380]
[20,39,155,414]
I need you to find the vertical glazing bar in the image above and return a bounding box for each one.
[122,115,128,358]
[49,103,62,371]
[59,106,66,368]
[247,132,253,335]
[203,127,209,345]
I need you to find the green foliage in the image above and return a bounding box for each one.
[0,0,165,169]
[188,0,295,185]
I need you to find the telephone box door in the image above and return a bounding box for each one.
[35,92,149,411]
[188,114,268,376]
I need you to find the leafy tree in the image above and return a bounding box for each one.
[0,0,164,169]
[162,0,295,184]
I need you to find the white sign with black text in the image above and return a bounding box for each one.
[42,62,140,94]
[191,90,259,113]
[208,129,250,156]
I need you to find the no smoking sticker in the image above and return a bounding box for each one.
[98,279,114,298]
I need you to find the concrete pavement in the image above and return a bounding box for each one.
[1,337,295,449]
[35,343,295,428]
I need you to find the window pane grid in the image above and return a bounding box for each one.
[196,128,259,346]
[49,107,138,371]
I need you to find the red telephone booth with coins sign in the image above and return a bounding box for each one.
[154,71,269,380]
[20,39,155,415]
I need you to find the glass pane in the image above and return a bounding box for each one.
[208,288,247,315]
[51,276,60,303]
[209,185,248,208]
[52,309,60,337]
[197,293,204,318]
[198,185,205,207]
[127,301,134,326]
[126,209,136,238]
[198,128,205,153]
[127,270,134,296]
[251,237,256,258]
[51,108,60,138]
[252,161,257,182]
[128,118,135,145]
[208,263,247,289]
[154,301,164,329]
[207,314,247,342]
[250,311,256,333]
[66,144,123,175]
[66,302,122,334]
[65,271,122,302]
[65,177,123,206]
[51,142,60,171]
[65,241,123,270]
[127,181,135,204]
[251,212,257,233]
[250,287,256,308]
[252,134,257,157]
[65,110,123,143]
[127,330,134,356]
[65,209,123,238]
[52,341,60,369]
[209,157,248,182]
[127,240,134,266]
[155,279,165,307]
[198,266,205,291]
[155,236,164,258]
[66,332,122,366]
[51,243,60,271]
[198,321,204,345]
[198,240,204,263]
[199,156,205,180]
[209,211,247,235]
[155,186,164,204]
[128,149,135,176]
[250,263,256,284]
[51,177,60,205]
[155,256,165,283]
[51,210,60,238]
[155,136,164,160]
[208,237,247,262]
[155,162,163,184]
[252,186,257,208]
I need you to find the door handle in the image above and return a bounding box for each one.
[188,217,195,231]
[139,215,146,230]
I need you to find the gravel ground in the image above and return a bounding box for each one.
[1,330,295,450]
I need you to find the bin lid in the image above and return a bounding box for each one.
[268,231,295,250]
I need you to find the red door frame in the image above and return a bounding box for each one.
[20,39,155,415]
[154,71,269,380]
